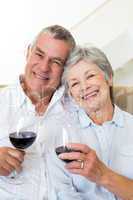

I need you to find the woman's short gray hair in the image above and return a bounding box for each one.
[62,46,113,86]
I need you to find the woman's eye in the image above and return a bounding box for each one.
[71,82,79,87]
[86,74,94,79]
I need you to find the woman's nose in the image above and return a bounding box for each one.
[80,80,88,91]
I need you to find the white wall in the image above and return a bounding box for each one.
[102,28,133,70]
[0,0,105,85]
[71,0,133,47]
[1,0,133,84]
[71,0,133,71]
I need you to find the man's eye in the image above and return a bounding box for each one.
[35,52,43,58]
[52,60,63,66]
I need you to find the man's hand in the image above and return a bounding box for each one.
[0,147,25,176]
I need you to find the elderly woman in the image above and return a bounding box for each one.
[48,46,133,200]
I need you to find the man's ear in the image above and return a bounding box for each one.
[26,45,31,61]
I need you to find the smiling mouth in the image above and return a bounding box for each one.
[82,90,99,100]
[33,72,50,80]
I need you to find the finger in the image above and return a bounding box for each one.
[65,160,82,170]
[5,155,22,172]
[59,151,86,162]
[0,166,11,176]
[8,148,25,162]
[67,168,83,175]
[1,162,15,174]
[66,143,91,154]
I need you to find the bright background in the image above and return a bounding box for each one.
[0,0,105,84]
[0,0,133,86]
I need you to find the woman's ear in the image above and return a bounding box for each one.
[105,73,113,86]
[108,74,113,86]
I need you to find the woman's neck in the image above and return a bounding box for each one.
[87,102,114,125]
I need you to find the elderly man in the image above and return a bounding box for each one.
[0,25,75,199]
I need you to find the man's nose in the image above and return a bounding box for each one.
[39,58,51,72]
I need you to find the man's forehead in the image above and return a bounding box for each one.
[36,33,70,48]
[34,33,70,60]
[35,44,53,53]
[36,33,54,46]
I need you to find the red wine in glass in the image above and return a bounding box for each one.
[54,126,81,163]
[3,108,40,185]
[55,146,81,163]
[9,131,36,149]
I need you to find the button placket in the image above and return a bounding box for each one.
[95,126,109,164]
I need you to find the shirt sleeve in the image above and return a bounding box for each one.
[46,151,117,200]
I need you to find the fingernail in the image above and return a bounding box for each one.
[58,154,63,159]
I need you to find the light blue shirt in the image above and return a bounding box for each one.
[47,105,133,200]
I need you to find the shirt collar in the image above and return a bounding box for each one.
[44,85,65,115]
[77,104,124,128]
[111,105,124,127]
[78,109,92,128]
[12,76,26,108]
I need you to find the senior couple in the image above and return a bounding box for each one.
[0,25,133,200]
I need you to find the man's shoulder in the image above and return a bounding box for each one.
[0,82,23,106]
[0,83,19,97]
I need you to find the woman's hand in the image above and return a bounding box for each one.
[58,143,109,185]
[59,143,133,200]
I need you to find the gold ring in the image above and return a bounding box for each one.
[78,160,84,169]
[80,160,84,169]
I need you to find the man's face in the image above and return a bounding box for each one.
[24,33,71,97]
[67,60,112,113]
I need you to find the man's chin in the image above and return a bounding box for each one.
[36,86,57,98]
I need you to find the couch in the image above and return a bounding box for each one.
[0,85,133,115]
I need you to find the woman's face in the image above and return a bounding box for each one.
[67,60,112,113]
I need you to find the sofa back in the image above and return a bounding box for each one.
[113,86,133,114]
[0,85,133,115]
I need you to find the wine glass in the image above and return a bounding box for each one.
[53,93,81,162]
[54,119,81,163]
[3,107,40,184]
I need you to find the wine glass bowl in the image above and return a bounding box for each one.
[9,131,36,149]
[55,146,81,163]
[54,125,81,163]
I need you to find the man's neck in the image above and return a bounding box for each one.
[20,75,53,115]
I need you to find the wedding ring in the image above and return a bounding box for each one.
[80,160,84,169]
[78,160,84,169]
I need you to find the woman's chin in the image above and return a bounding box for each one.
[85,103,99,114]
